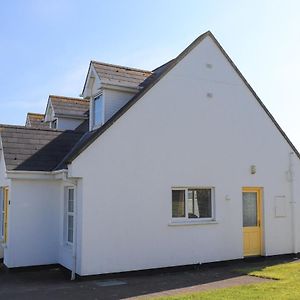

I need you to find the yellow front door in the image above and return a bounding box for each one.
[242,187,262,256]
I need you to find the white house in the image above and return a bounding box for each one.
[1,31,300,277]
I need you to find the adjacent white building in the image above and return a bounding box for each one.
[1,31,300,276]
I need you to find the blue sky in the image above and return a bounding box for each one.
[1,1,300,147]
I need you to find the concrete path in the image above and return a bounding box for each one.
[127,275,268,299]
[0,256,295,300]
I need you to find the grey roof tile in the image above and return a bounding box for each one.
[26,113,49,129]
[50,95,89,118]
[91,61,152,89]
[0,125,84,171]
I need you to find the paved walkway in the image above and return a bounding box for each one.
[0,256,295,300]
[128,275,268,299]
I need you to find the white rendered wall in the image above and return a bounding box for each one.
[104,89,135,121]
[0,149,9,259]
[4,179,60,267]
[71,36,300,275]
[83,64,101,99]
[57,117,84,131]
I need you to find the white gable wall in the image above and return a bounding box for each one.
[83,64,101,99]
[70,36,300,275]
[4,179,60,267]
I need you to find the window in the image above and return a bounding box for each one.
[51,119,57,129]
[172,188,214,221]
[93,94,104,127]
[0,188,4,239]
[65,187,75,244]
[172,190,185,217]
[0,187,8,242]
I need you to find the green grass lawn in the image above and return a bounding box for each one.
[156,261,300,300]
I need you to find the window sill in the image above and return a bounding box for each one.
[63,242,73,249]
[168,220,218,226]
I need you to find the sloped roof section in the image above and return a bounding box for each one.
[91,61,152,89]
[139,59,175,89]
[0,125,84,171]
[50,95,89,118]
[26,113,49,129]
[64,31,300,164]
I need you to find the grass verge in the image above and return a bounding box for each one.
[155,261,300,300]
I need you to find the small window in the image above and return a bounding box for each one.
[65,187,75,244]
[172,190,185,217]
[0,188,4,239]
[51,119,57,129]
[172,187,214,221]
[0,187,8,242]
[93,95,104,127]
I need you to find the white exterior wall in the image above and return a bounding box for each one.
[57,117,84,131]
[0,149,9,259]
[83,64,101,99]
[104,89,135,121]
[4,179,61,267]
[70,36,300,275]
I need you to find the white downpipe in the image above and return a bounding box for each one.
[71,183,78,280]
[288,152,297,254]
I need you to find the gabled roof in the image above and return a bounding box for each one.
[26,113,49,129]
[90,61,152,89]
[0,125,84,171]
[64,31,300,164]
[49,95,89,119]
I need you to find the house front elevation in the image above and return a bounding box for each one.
[0,31,300,276]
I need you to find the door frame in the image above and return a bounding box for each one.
[242,187,264,256]
[2,187,8,243]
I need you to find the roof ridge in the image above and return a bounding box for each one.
[49,95,89,102]
[27,112,45,116]
[91,60,152,74]
[0,124,64,132]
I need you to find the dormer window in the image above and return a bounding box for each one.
[93,94,104,127]
[51,119,57,129]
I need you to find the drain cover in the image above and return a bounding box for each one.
[94,280,127,287]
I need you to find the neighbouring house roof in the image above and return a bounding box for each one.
[26,113,49,129]
[49,95,89,119]
[64,31,300,164]
[0,125,85,171]
[91,61,152,89]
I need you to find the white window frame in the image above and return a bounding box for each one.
[171,187,216,224]
[0,187,4,240]
[92,93,104,129]
[51,119,58,129]
[64,187,75,245]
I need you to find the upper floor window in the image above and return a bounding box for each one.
[51,119,57,129]
[93,95,104,127]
